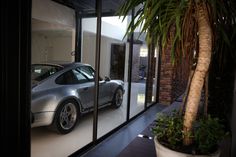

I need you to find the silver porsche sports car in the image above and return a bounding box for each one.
[31,62,125,134]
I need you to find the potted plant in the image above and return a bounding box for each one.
[118,0,236,156]
[152,110,225,156]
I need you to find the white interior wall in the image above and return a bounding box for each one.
[72,29,76,55]
[81,17,128,78]
[31,0,75,63]
[82,31,126,78]
[100,38,112,78]
[100,37,125,78]
[49,35,73,62]
[32,32,49,63]
[124,43,130,82]
[32,31,74,63]
[82,18,127,41]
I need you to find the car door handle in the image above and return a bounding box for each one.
[83,87,88,91]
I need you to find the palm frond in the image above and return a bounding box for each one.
[118,0,189,64]
[118,0,236,65]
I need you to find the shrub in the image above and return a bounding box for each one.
[194,116,225,154]
[152,111,226,155]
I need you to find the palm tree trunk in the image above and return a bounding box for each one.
[183,2,212,145]
[179,69,194,115]
[204,72,209,117]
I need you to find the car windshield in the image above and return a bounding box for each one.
[31,64,63,82]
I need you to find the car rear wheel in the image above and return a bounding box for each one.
[112,88,123,108]
[51,99,79,134]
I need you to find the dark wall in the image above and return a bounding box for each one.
[232,69,236,157]
[208,44,235,132]
[1,0,31,156]
[207,24,236,157]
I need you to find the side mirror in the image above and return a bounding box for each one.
[104,76,111,82]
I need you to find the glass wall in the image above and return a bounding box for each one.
[129,41,147,118]
[147,47,159,107]
[97,16,129,137]
[31,0,159,156]
[31,1,94,157]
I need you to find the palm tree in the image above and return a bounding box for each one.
[119,0,236,145]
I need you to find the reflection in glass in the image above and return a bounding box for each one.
[137,94,145,104]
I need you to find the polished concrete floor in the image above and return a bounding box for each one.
[31,82,153,157]
[80,98,183,157]
[80,104,167,157]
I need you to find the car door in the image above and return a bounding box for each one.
[78,66,111,106]
[98,79,110,106]
[72,68,94,110]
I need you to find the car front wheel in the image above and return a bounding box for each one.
[51,99,79,134]
[112,88,123,108]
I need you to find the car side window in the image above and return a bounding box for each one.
[32,65,62,82]
[55,70,78,85]
[76,66,95,81]
[55,66,96,85]
[72,69,90,83]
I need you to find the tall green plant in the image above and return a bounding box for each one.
[118,0,236,146]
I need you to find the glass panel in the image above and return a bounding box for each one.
[31,64,63,82]
[73,69,90,83]
[152,48,160,104]
[31,0,94,156]
[97,16,129,138]
[129,41,146,118]
[147,47,159,106]
[77,66,95,80]
[129,6,147,118]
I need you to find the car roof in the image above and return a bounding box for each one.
[32,62,89,69]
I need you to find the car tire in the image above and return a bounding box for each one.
[51,99,79,134]
[112,88,123,108]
